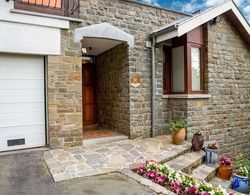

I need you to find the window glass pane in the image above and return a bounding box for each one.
[172,46,185,92]
[191,47,201,91]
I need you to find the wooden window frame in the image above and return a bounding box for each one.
[188,43,205,94]
[163,26,205,95]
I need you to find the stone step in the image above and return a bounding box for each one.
[210,177,248,194]
[82,135,129,147]
[210,177,231,190]
[163,151,205,174]
[83,124,98,130]
[191,164,218,182]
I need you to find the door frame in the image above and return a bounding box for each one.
[82,61,97,126]
[44,56,49,146]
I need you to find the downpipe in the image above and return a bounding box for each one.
[151,37,156,137]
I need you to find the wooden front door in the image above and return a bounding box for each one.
[82,62,97,125]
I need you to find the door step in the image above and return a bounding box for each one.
[83,124,98,130]
[82,135,128,147]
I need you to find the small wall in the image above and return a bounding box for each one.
[96,43,130,136]
[47,22,83,148]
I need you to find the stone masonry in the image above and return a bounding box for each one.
[154,16,250,159]
[189,16,250,158]
[96,43,130,136]
[47,22,83,148]
[78,0,186,139]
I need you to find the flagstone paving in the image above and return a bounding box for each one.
[44,135,191,182]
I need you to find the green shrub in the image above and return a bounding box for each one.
[234,154,250,177]
[167,120,188,132]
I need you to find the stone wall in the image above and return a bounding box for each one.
[203,16,249,158]
[158,16,250,158]
[78,0,186,139]
[96,43,130,135]
[47,22,83,148]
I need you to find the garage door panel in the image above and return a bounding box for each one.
[0,134,46,152]
[0,55,44,78]
[0,89,44,103]
[0,102,44,114]
[0,124,45,138]
[0,112,45,127]
[0,79,44,90]
[0,54,46,152]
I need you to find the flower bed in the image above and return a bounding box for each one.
[134,160,234,195]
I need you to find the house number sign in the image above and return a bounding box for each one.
[130,75,141,87]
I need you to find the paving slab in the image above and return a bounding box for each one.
[192,164,218,182]
[163,151,205,174]
[44,135,191,182]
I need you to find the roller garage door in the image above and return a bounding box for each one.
[0,54,46,152]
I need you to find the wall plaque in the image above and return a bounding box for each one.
[130,75,141,87]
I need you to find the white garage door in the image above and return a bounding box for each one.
[0,54,46,152]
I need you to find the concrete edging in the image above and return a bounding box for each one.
[120,168,175,195]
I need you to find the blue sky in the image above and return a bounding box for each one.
[138,0,250,22]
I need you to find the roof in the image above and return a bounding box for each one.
[150,0,250,45]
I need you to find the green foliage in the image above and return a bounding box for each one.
[167,120,188,132]
[158,165,170,175]
[198,182,213,192]
[182,176,196,187]
[234,154,250,177]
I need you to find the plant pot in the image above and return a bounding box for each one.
[172,128,186,145]
[205,148,219,165]
[191,132,204,151]
[232,174,249,193]
[218,164,233,180]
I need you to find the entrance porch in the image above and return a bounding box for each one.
[76,23,134,141]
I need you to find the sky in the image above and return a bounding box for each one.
[138,0,250,23]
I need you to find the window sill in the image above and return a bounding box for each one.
[162,94,211,99]
[10,9,84,23]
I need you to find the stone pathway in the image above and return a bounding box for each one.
[44,135,191,182]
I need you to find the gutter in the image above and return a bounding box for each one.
[149,24,178,38]
[150,36,156,137]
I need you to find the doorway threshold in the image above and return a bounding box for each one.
[82,134,128,147]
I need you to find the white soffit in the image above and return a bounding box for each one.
[153,0,250,44]
[82,38,124,56]
[75,23,134,47]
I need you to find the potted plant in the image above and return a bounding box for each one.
[232,155,249,193]
[167,120,187,145]
[205,141,219,165]
[218,155,233,180]
[191,130,205,151]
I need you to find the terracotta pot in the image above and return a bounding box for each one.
[218,164,233,180]
[172,128,186,145]
[191,132,205,151]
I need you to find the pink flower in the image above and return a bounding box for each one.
[170,181,181,193]
[201,192,211,195]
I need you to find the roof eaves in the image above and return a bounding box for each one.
[149,16,191,37]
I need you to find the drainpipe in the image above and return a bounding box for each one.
[151,36,156,137]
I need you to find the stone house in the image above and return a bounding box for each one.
[0,0,249,158]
